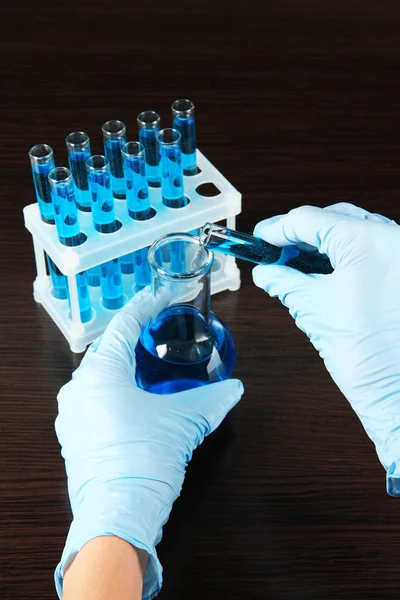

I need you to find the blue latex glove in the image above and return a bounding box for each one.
[253,202,400,496]
[54,288,243,599]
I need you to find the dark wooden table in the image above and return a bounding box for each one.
[2,1,400,598]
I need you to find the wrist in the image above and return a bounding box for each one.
[56,481,171,600]
[63,536,146,600]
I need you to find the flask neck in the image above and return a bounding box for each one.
[153,268,211,324]
[148,233,213,324]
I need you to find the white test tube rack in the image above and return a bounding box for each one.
[23,150,242,353]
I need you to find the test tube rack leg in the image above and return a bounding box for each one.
[24,150,242,353]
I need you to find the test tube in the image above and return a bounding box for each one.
[66,271,92,323]
[65,131,92,211]
[137,110,161,188]
[85,266,101,287]
[199,223,333,275]
[171,99,197,175]
[29,144,56,224]
[134,247,151,291]
[100,258,124,309]
[121,141,151,274]
[119,254,134,275]
[48,167,84,247]
[157,128,188,209]
[122,141,152,220]
[102,120,127,200]
[86,155,118,233]
[46,255,68,300]
[86,155,124,308]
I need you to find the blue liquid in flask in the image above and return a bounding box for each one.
[135,304,235,394]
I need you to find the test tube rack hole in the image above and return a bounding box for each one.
[24,150,242,353]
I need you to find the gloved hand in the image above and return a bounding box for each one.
[54,289,243,599]
[253,203,400,496]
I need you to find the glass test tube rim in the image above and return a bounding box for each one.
[171,98,195,117]
[199,222,216,247]
[157,128,181,146]
[86,154,110,171]
[148,233,213,282]
[29,143,54,164]
[48,166,73,185]
[102,120,126,139]
[65,131,90,149]
[121,141,146,159]
[137,110,161,129]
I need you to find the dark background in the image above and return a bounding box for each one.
[2,1,400,598]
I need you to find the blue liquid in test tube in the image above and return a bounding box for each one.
[48,167,85,247]
[65,131,92,212]
[134,247,151,291]
[122,141,154,278]
[66,272,92,323]
[137,111,161,188]
[102,120,126,200]
[86,155,124,309]
[86,155,119,234]
[122,141,152,221]
[171,99,197,176]
[46,255,68,300]
[100,259,124,309]
[158,128,188,209]
[29,144,56,224]
[86,266,101,286]
[120,253,135,275]
[66,132,99,285]
[47,167,91,322]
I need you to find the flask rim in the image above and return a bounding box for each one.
[148,232,213,281]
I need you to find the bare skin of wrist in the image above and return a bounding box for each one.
[63,536,147,600]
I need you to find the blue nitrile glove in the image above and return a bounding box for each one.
[54,288,243,599]
[253,202,400,496]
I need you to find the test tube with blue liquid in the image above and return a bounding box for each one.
[65,132,92,211]
[86,155,124,309]
[199,223,334,274]
[171,99,197,175]
[122,141,153,220]
[46,255,68,300]
[137,111,161,188]
[134,247,151,292]
[29,144,56,224]
[66,272,92,323]
[86,155,120,234]
[66,131,100,286]
[48,167,85,247]
[121,141,153,276]
[158,128,188,209]
[48,167,92,322]
[102,120,127,200]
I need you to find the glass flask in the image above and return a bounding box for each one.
[135,233,235,394]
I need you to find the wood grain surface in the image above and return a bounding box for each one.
[2,1,400,598]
